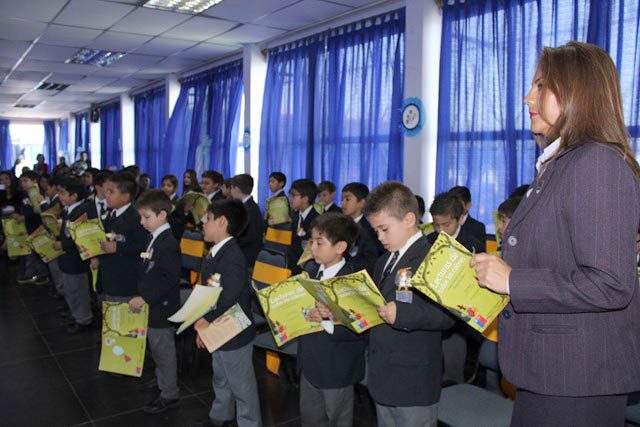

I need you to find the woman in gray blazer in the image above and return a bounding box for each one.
[471,41,640,426]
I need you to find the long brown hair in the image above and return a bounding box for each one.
[537,41,640,177]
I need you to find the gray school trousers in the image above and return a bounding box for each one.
[209,341,261,427]
[300,373,354,427]
[375,402,439,427]
[147,327,180,400]
[61,272,93,325]
[48,258,64,296]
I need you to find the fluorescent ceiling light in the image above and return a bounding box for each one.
[65,49,126,67]
[143,0,224,15]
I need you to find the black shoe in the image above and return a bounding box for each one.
[17,276,38,285]
[143,397,179,414]
[67,322,92,334]
[138,379,160,392]
[33,276,49,286]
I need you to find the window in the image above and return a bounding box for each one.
[9,123,44,172]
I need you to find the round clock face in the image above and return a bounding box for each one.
[402,104,420,130]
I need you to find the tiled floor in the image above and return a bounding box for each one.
[0,264,377,427]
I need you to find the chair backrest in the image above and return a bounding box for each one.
[252,249,291,289]
[478,339,500,372]
[486,238,499,255]
[264,225,293,257]
[180,230,206,285]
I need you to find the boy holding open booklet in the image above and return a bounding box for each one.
[193,199,261,427]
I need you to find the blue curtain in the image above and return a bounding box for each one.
[258,10,405,207]
[43,120,57,168]
[74,112,90,161]
[58,119,69,164]
[0,120,12,171]
[162,60,243,188]
[100,102,122,169]
[135,86,166,187]
[437,0,640,233]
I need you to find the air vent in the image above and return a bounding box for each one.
[37,82,70,92]
[15,104,38,108]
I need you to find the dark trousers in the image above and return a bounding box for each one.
[511,390,627,427]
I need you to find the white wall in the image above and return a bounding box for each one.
[120,94,135,167]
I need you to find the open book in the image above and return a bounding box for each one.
[178,192,211,225]
[68,214,108,260]
[168,285,222,334]
[195,303,252,353]
[27,226,64,263]
[411,232,510,333]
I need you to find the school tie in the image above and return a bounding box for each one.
[381,251,399,282]
[97,201,104,217]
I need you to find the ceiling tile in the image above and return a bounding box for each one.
[111,77,148,87]
[47,73,88,84]
[0,17,48,42]
[0,94,21,103]
[54,0,136,30]
[27,44,78,62]
[0,85,28,95]
[161,16,238,42]
[329,0,379,6]
[0,0,69,22]
[87,31,153,52]
[1,79,39,89]
[0,40,31,58]
[133,37,197,56]
[39,24,103,47]
[155,56,203,72]
[95,85,131,94]
[210,24,285,45]
[0,57,16,68]
[202,0,299,23]
[110,7,192,36]
[10,70,49,81]
[254,0,352,30]
[178,42,238,60]
[110,53,164,68]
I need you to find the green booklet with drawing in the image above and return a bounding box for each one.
[98,302,148,377]
[411,232,510,333]
[2,218,31,257]
[178,192,211,225]
[68,215,108,260]
[419,222,435,236]
[254,273,322,346]
[27,186,44,214]
[27,226,63,263]
[266,196,290,226]
[299,270,386,334]
[168,284,222,334]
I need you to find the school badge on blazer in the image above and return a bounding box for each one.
[395,268,413,303]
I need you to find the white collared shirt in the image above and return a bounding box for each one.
[451,225,462,240]
[298,205,314,230]
[242,195,252,204]
[147,223,171,252]
[325,202,334,211]
[66,200,84,216]
[113,203,131,218]
[459,213,468,226]
[273,189,285,198]
[206,190,220,202]
[170,192,178,201]
[383,231,423,273]
[354,214,364,224]
[209,236,234,259]
[318,258,346,280]
[535,137,561,172]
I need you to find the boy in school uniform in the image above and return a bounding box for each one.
[53,177,95,334]
[448,186,487,245]
[289,179,320,267]
[268,172,287,199]
[201,170,225,203]
[496,197,522,245]
[128,190,181,414]
[161,175,180,205]
[365,181,455,427]
[341,182,384,276]
[86,170,113,222]
[221,178,233,199]
[299,213,365,427]
[317,181,341,213]
[42,175,64,299]
[427,192,485,254]
[96,172,148,303]
[230,174,264,268]
[194,199,260,427]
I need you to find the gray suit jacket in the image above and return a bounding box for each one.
[499,142,640,396]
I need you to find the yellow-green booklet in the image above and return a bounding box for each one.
[98,302,148,377]
[27,226,63,263]
[253,273,322,346]
[178,192,211,225]
[68,216,108,260]
[419,222,435,236]
[266,196,290,226]
[2,219,31,257]
[27,185,45,214]
[41,213,62,237]
[299,270,386,334]
[168,284,222,334]
[411,232,510,333]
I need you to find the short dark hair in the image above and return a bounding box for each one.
[290,179,317,204]
[223,178,233,188]
[59,177,87,200]
[207,199,248,237]
[317,180,336,193]
[415,195,426,217]
[39,173,51,182]
[449,186,472,205]
[140,173,150,180]
[162,175,179,189]
[509,185,530,199]
[107,172,137,197]
[341,182,369,201]
[231,174,253,195]
[498,197,522,219]
[85,167,99,177]
[364,181,419,221]
[430,192,465,219]
[94,170,113,186]
[20,170,38,182]
[202,170,224,185]
[135,189,172,215]
[269,172,286,186]
[122,165,140,177]
[310,212,359,254]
